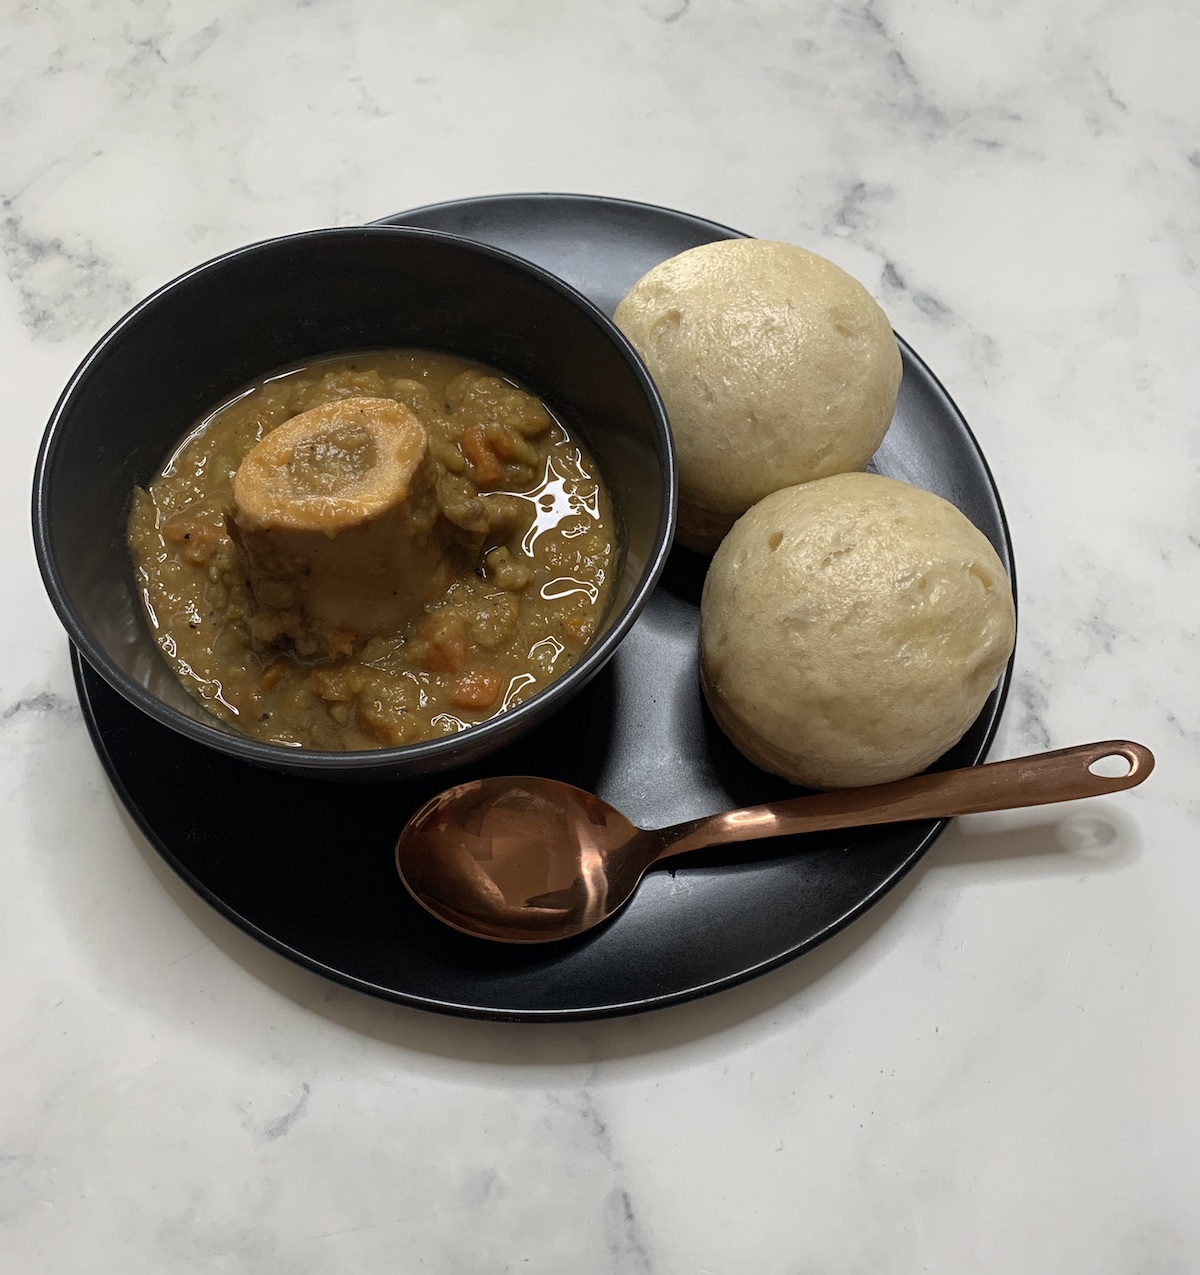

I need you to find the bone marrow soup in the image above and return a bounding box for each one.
[126,350,617,750]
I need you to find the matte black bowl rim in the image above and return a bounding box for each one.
[31,225,677,774]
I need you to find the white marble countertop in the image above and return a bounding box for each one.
[4,1,1198,1270]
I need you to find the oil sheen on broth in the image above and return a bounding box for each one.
[126,350,616,750]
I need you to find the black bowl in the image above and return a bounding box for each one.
[32,226,675,780]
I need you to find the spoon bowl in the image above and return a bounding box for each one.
[396,777,662,942]
[396,740,1154,943]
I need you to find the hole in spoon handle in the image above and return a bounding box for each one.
[962,739,1155,810]
[842,739,1157,822]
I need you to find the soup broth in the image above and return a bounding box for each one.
[126,350,616,750]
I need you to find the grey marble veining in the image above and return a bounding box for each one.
[2,1,1199,1271]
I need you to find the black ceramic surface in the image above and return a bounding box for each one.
[35,225,673,780]
[72,195,1015,1021]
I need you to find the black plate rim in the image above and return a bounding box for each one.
[74,640,973,1022]
[370,190,751,245]
[70,194,1016,1022]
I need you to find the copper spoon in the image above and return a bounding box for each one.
[395,740,1153,944]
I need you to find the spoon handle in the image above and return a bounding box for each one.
[656,740,1154,860]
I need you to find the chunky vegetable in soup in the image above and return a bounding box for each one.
[126,350,616,750]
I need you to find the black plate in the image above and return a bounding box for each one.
[73,194,1015,1022]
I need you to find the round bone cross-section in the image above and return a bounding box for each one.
[232,396,447,648]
